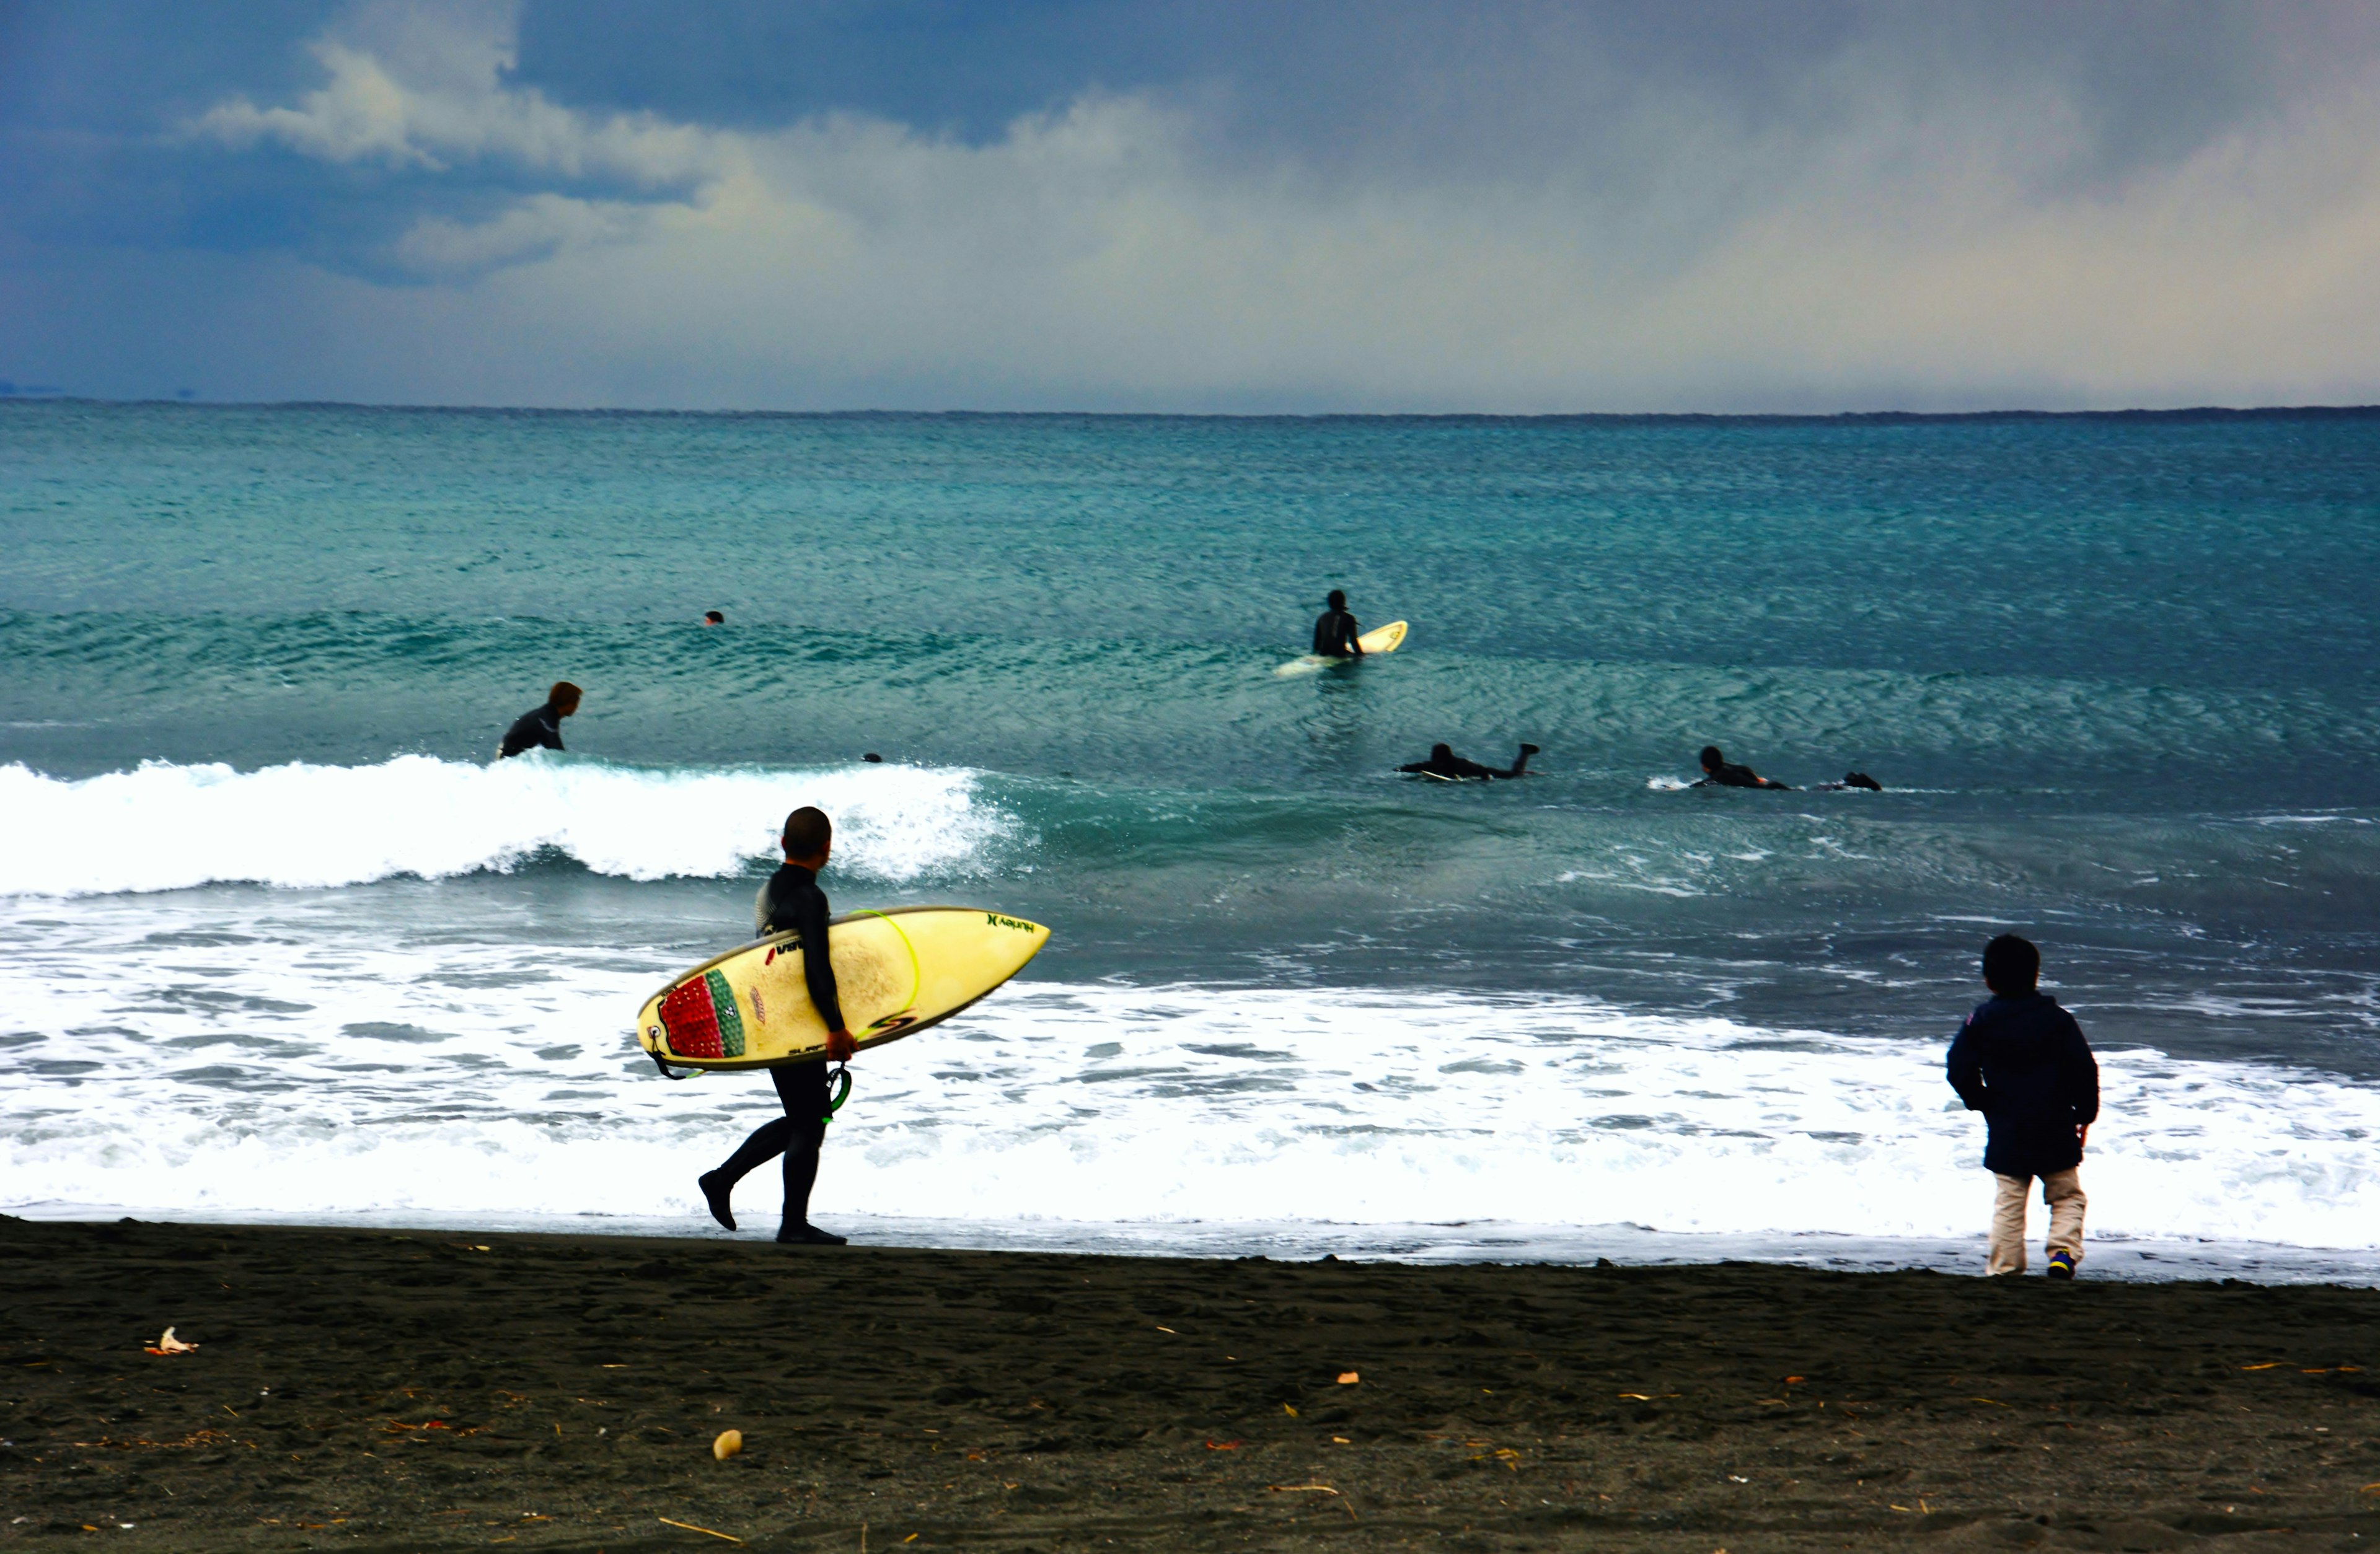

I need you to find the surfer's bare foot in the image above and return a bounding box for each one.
[697,1171,736,1232]
[776,1224,848,1246]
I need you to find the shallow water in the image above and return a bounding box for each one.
[4,403,2376,1260]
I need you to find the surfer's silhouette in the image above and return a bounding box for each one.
[698,806,857,1247]
[1399,743,1540,780]
[1313,590,1365,657]
[1693,745,1792,790]
[496,681,580,759]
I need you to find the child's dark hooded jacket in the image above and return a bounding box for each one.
[1946,993,2099,1175]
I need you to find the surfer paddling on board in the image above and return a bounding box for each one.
[1399,742,1540,781]
[1692,745,1792,790]
[1313,590,1365,658]
[496,681,580,760]
[697,806,856,1247]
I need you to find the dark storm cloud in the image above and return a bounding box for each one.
[501,0,2327,185]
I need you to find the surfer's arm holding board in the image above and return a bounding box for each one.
[756,827,856,1062]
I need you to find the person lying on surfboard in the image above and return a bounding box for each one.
[1313,589,1365,657]
[1693,745,1793,791]
[1399,742,1540,780]
[697,805,857,1247]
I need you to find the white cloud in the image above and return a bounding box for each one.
[191,25,722,188]
[150,9,2380,408]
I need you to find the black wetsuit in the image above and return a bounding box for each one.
[1398,745,1536,781]
[1313,608,1364,656]
[497,703,565,759]
[708,864,845,1229]
[1695,760,1787,790]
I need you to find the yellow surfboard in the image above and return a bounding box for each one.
[1275,619,1409,677]
[635,906,1049,1073]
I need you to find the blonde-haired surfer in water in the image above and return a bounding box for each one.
[496,680,580,759]
[697,806,857,1246]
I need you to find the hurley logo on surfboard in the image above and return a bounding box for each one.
[985,913,1036,932]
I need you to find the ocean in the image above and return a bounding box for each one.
[5,401,2378,1276]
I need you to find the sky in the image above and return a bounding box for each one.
[6,0,2380,412]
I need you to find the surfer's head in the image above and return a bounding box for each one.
[1430,744,1453,762]
[1698,745,1724,771]
[550,681,583,716]
[782,805,832,866]
[1983,934,2040,998]
[1327,589,1347,611]
[703,610,724,625]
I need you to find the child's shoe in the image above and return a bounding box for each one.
[2045,1249,2078,1280]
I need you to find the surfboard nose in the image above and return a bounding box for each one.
[979,913,1051,975]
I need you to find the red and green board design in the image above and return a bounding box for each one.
[656,969,746,1060]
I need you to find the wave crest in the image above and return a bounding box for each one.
[0,755,1009,896]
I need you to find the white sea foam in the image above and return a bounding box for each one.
[5,903,2377,1253]
[0,756,1009,896]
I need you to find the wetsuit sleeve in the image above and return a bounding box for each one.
[500,706,565,757]
[796,886,846,1033]
[1946,1012,1990,1112]
[2059,1011,2099,1128]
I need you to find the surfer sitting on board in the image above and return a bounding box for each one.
[496,681,580,759]
[1693,745,1792,791]
[1399,742,1540,781]
[1313,590,1365,657]
[697,806,857,1247]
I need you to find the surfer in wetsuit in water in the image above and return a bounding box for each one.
[1693,745,1792,790]
[1399,742,1540,780]
[1313,590,1365,657]
[697,806,857,1247]
[496,681,580,759]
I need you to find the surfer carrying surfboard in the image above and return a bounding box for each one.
[1312,590,1366,657]
[697,806,857,1247]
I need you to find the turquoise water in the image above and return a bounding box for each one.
[4,402,2378,1249]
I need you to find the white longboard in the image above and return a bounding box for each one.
[1276,619,1408,677]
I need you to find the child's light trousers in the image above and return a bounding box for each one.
[1988,1169,2085,1275]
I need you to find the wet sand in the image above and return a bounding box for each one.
[5,1215,2379,1551]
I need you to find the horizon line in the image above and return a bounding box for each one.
[8,394,2380,424]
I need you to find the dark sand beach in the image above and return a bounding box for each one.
[5,1216,2379,1551]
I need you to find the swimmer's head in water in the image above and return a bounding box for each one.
[1983,933,2040,998]
[550,681,583,716]
[1430,743,1453,761]
[1327,589,1347,610]
[782,805,832,863]
[1699,745,1724,770]
[703,610,724,625]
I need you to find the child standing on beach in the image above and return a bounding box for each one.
[1946,934,2100,1278]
